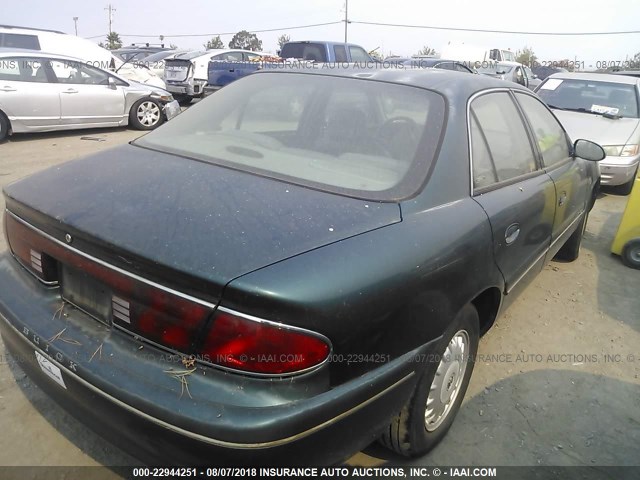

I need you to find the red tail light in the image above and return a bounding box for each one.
[5,212,330,376]
[201,310,331,375]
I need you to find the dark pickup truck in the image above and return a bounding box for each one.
[206,41,375,92]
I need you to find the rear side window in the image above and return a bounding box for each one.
[470,92,537,186]
[280,43,327,62]
[334,45,348,63]
[0,33,41,50]
[0,57,48,83]
[515,92,571,168]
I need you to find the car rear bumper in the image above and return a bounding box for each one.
[0,254,427,465]
[166,80,207,97]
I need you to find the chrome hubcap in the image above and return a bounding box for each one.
[137,101,160,127]
[425,330,470,432]
[631,247,640,263]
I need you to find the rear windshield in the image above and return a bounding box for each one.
[537,78,640,118]
[280,43,327,62]
[136,72,445,201]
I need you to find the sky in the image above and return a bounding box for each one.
[4,0,640,69]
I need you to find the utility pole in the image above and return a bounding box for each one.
[344,0,349,44]
[105,4,116,34]
[72,17,78,36]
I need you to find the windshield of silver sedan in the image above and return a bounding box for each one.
[537,78,640,119]
[135,72,445,200]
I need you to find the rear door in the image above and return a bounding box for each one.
[47,59,126,126]
[470,90,557,293]
[513,91,590,259]
[0,56,60,128]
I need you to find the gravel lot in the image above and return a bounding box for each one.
[0,128,638,474]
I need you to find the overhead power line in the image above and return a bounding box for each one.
[350,20,640,36]
[84,18,640,41]
[85,20,343,40]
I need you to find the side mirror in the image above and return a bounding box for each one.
[108,77,117,90]
[573,139,605,161]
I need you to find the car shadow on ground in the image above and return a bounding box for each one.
[353,370,640,474]
[3,127,131,143]
[583,192,640,333]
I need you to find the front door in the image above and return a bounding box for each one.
[513,91,590,258]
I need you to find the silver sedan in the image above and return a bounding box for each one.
[0,50,180,142]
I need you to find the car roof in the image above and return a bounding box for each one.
[547,71,640,85]
[256,66,527,97]
[0,48,85,62]
[283,40,366,48]
[0,24,65,34]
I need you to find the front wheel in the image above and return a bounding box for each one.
[129,98,164,130]
[622,239,640,269]
[380,304,479,457]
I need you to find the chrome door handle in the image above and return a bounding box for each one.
[62,88,79,94]
[0,86,17,92]
[505,223,521,245]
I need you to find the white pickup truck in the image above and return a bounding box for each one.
[164,49,261,104]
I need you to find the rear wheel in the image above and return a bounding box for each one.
[622,239,640,269]
[0,111,9,142]
[380,304,479,457]
[129,98,164,130]
[555,211,588,262]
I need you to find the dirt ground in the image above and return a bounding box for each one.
[0,128,638,474]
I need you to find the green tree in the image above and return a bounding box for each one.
[204,36,225,50]
[101,32,123,50]
[416,45,436,56]
[277,34,290,49]
[229,30,262,51]
[516,46,537,67]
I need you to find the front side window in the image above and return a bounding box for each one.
[470,92,537,184]
[349,46,371,63]
[48,60,111,85]
[515,92,571,167]
[136,73,446,201]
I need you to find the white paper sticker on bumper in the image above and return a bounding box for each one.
[35,351,66,389]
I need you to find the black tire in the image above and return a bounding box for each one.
[176,95,193,106]
[555,211,588,262]
[617,176,636,196]
[621,239,640,270]
[0,111,9,142]
[380,304,479,457]
[129,98,164,130]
